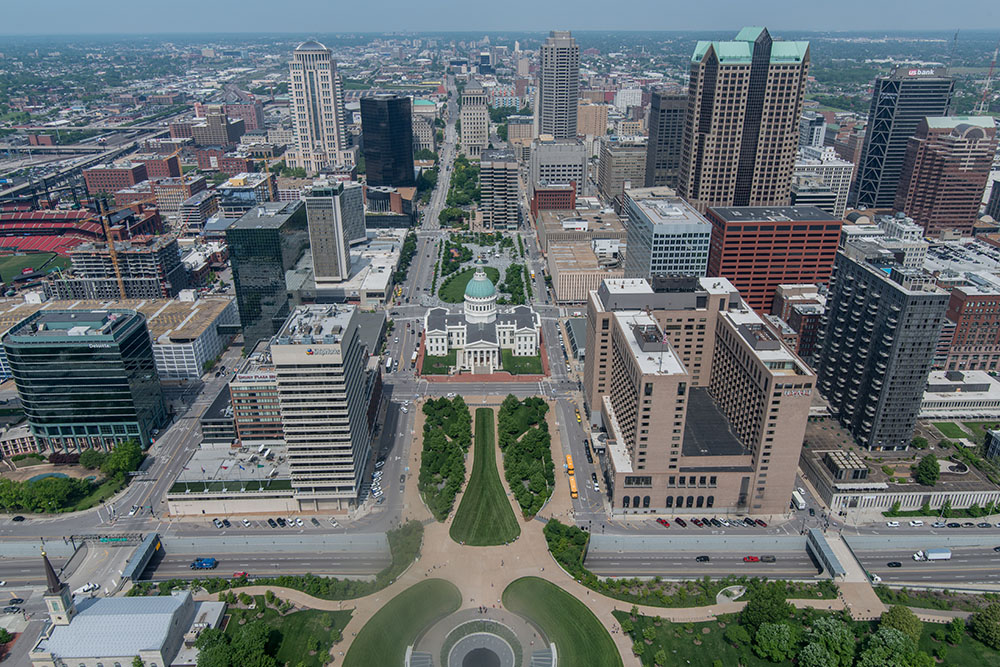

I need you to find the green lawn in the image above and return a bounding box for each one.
[449,408,520,546]
[933,422,970,439]
[225,595,352,667]
[421,349,456,375]
[343,579,461,667]
[0,252,60,282]
[964,421,1000,441]
[501,350,542,375]
[918,621,1000,663]
[438,266,500,303]
[503,577,622,667]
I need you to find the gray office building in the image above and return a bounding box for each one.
[304,180,365,283]
[622,194,711,278]
[536,30,580,139]
[645,90,687,188]
[227,201,309,352]
[815,240,948,450]
[852,67,954,209]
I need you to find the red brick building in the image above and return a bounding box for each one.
[133,153,181,179]
[169,122,194,139]
[530,182,576,218]
[706,206,841,313]
[83,162,148,195]
[942,273,1000,371]
[895,116,997,238]
[194,101,265,132]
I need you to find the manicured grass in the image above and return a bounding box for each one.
[421,349,456,375]
[343,579,461,667]
[918,621,1000,663]
[65,475,127,512]
[225,595,351,667]
[449,408,520,546]
[933,422,970,439]
[501,350,542,375]
[503,577,622,667]
[0,252,58,282]
[964,421,1000,441]
[438,266,500,303]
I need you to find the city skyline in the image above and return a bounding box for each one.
[1,1,999,35]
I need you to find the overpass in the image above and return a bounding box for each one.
[0,144,110,154]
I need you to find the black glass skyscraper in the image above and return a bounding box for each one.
[226,201,309,351]
[360,95,415,187]
[644,90,687,188]
[852,66,954,209]
[3,309,167,451]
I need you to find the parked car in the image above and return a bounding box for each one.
[932,521,947,528]
[993,546,1000,552]
[978,522,992,528]
[695,555,710,563]
[276,518,286,527]
[213,518,224,529]
[311,518,320,527]
[743,556,760,563]
[674,517,687,528]
[886,521,900,527]
[267,518,277,528]
[242,518,251,527]
[691,518,703,527]
[710,518,722,528]
[329,517,339,527]
[755,519,768,528]
[743,518,756,527]
[963,522,976,527]
[11,516,24,522]
[222,519,231,528]
[909,520,924,527]
[400,474,406,484]
[656,518,670,528]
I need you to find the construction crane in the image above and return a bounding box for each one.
[96,198,127,301]
[977,41,1000,115]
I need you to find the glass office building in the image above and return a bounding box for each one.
[3,309,167,452]
[360,95,415,187]
[226,200,310,351]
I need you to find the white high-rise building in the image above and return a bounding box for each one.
[793,146,855,218]
[303,179,365,284]
[622,194,712,279]
[614,88,642,112]
[535,30,580,140]
[460,80,489,158]
[288,40,357,174]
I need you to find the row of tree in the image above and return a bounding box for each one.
[419,398,472,521]
[497,395,555,517]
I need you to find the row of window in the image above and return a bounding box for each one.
[622,495,716,509]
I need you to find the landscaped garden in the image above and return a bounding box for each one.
[618,585,1000,667]
[449,408,521,546]
[204,593,351,667]
[501,349,542,375]
[875,585,1000,612]
[438,265,501,303]
[497,395,555,517]
[932,422,969,439]
[419,397,472,520]
[503,576,622,667]
[421,349,456,375]
[343,579,462,667]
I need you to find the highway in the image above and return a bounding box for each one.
[856,547,1000,584]
[141,553,389,581]
[586,551,822,579]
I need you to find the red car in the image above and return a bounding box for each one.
[743,556,760,563]
[232,571,248,578]
[755,519,768,528]
[692,518,703,527]
[656,518,670,528]
[674,517,687,527]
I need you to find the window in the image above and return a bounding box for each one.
[624,476,652,487]
[642,496,650,508]
[707,495,715,508]
[696,496,704,508]
[665,496,674,508]
[686,495,694,508]
[633,496,640,508]
[623,496,630,508]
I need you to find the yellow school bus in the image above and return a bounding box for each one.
[565,454,574,474]
[568,475,578,499]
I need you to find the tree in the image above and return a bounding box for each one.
[133,657,145,667]
[753,622,796,662]
[653,649,668,666]
[642,626,656,642]
[724,623,751,646]
[79,448,106,470]
[799,642,833,667]
[970,602,1000,649]
[911,436,928,449]
[741,581,793,633]
[102,440,144,478]
[856,626,932,667]
[197,643,232,667]
[0,628,12,644]
[805,615,856,667]
[946,617,966,644]
[881,605,923,644]
[912,454,940,486]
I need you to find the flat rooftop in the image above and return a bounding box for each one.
[708,205,840,223]
[614,311,685,376]
[0,296,235,343]
[924,239,1000,275]
[632,197,710,229]
[682,387,750,457]
[549,241,610,271]
[172,444,290,489]
[230,200,302,230]
[276,304,356,344]
[537,209,626,235]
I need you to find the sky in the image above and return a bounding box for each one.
[0,0,998,35]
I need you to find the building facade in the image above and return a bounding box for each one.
[852,66,954,209]
[678,27,810,212]
[793,146,854,218]
[645,90,687,188]
[480,149,520,230]
[583,277,813,515]
[815,242,949,450]
[942,272,1000,372]
[799,111,826,149]
[529,137,588,197]
[597,137,647,203]
[536,30,580,139]
[895,116,997,237]
[622,194,711,278]
[288,40,355,174]
[460,80,489,158]
[3,309,167,452]
[304,180,365,283]
[83,162,148,195]
[705,206,841,312]
[227,201,310,351]
[577,101,608,138]
[50,235,189,300]
[361,94,415,187]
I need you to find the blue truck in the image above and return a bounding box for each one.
[189,558,218,570]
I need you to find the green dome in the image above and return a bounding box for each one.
[465,269,496,299]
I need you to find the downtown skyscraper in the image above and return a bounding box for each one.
[677,27,810,212]
[535,30,580,139]
[360,94,415,187]
[288,40,356,174]
[852,66,954,209]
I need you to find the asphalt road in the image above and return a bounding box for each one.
[141,553,389,581]
[856,547,1000,583]
[0,557,68,586]
[586,551,822,579]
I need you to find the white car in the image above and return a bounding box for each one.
[295,518,304,527]
[329,517,339,527]
[932,521,947,528]
[0,581,6,586]
[286,517,296,528]
[886,521,900,527]
[241,519,251,527]
[401,406,409,413]
[909,520,924,527]
[373,471,383,478]
[870,573,882,583]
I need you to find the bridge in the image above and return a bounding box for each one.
[0,144,111,154]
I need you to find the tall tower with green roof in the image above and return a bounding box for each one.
[678,27,810,212]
